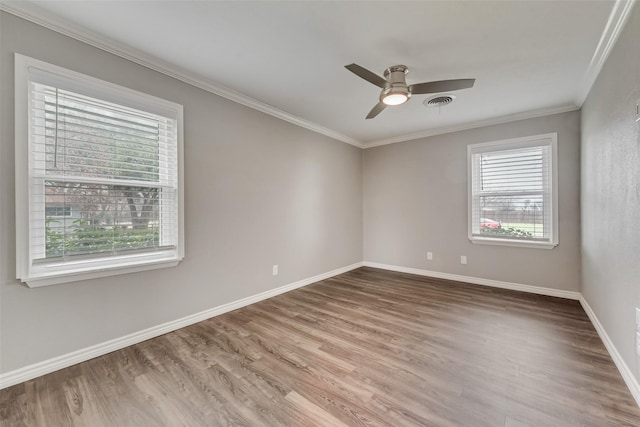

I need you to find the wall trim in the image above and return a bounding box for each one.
[0,262,363,390]
[363,104,579,148]
[1,2,631,150]
[364,261,639,407]
[577,0,637,106]
[0,2,363,148]
[579,296,640,408]
[363,261,581,300]
[3,261,639,409]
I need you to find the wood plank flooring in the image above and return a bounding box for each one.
[2,267,640,426]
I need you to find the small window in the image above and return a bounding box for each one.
[15,54,184,287]
[45,206,72,217]
[468,133,558,249]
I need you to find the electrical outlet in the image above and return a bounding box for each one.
[272,265,278,276]
[427,251,433,261]
[460,255,467,265]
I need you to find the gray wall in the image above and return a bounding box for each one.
[363,111,581,291]
[0,13,363,374]
[581,4,640,380]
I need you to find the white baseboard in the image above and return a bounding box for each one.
[0,262,363,390]
[5,260,638,410]
[363,261,581,300]
[363,261,639,408]
[579,296,640,407]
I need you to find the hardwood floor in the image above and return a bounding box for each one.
[2,267,640,426]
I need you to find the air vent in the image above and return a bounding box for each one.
[424,94,456,108]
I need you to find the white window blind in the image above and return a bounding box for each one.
[468,134,558,248]
[16,54,184,286]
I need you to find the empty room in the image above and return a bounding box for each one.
[1,1,639,426]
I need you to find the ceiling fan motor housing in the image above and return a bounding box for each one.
[380,65,411,104]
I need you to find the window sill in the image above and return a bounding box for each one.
[469,236,558,249]
[20,255,183,288]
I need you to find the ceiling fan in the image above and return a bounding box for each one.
[345,63,475,119]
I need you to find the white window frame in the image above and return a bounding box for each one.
[467,133,558,249]
[15,54,185,287]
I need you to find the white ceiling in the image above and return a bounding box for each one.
[4,1,627,147]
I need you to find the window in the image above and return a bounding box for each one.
[45,206,71,217]
[15,54,184,287]
[468,133,558,249]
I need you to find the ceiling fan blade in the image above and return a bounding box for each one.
[366,102,386,119]
[345,63,387,88]
[409,78,475,95]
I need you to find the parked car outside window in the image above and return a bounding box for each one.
[480,218,501,230]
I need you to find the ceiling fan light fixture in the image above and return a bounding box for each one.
[380,65,411,106]
[380,85,411,106]
[382,92,409,106]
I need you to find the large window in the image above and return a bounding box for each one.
[15,54,184,287]
[468,133,558,249]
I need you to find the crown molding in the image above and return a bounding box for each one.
[1,1,633,150]
[0,2,364,148]
[576,0,636,106]
[363,104,580,148]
